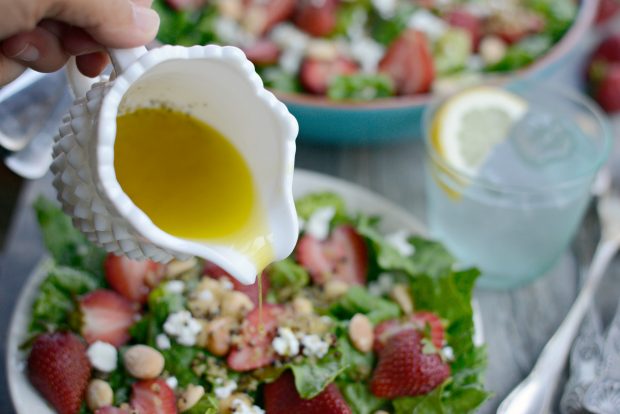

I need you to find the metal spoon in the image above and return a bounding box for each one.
[497,183,620,414]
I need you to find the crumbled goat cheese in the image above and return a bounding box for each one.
[215,17,255,47]
[305,206,336,241]
[385,230,415,256]
[270,23,310,52]
[163,311,203,346]
[408,10,448,41]
[232,398,266,414]
[301,334,330,359]
[272,327,300,357]
[198,289,215,302]
[349,36,385,73]
[372,0,397,18]
[442,346,455,361]
[165,376,178,390]
[156,333,172,350]
[165,280,185,294]
[86,341,117,373]
[214,380,238,399]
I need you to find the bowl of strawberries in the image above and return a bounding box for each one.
[153,0,597,144]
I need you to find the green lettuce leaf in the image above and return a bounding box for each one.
[148,283,187,326]
[296,192,347,222]
[329,285,401,324]
[29,265,103,334]
[335,332,375,382]
[186,394,219,414]
[434,29,471,76]
[267,257,310,302]
[290,350,347,399]
[328,74,394,101]
[486,35,552,72]
[107,361,135,405]
[393,386,444,413]
[161,345,204,387]
[341,383,386,414]
[153,0,218,46]
[526,0,577,40]
[34,196,106,278]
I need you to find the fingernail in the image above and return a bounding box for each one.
[12,44,39,62]
[132,6,160,32]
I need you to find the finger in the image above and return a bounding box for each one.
[60,26,103,56]
[46,0,159,48]
[76,52,110,77]
[0,55,26,86]
[1,26,69,73]
[133,0,154,7]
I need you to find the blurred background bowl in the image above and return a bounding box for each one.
[277,0,599,146]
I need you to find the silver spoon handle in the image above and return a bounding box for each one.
[498,239,620,414]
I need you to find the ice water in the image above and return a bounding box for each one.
[427,107,601,289]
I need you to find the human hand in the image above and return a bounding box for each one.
[0,0,160,86]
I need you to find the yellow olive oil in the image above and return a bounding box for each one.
[114,107,273,270]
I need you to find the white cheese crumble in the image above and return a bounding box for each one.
[372,0,397,18]
[165,376,178,390]
[220,278,234,291]
[385,230,415,256]
[163,311,203,346]
[305,206,336,241]
[349,36,385,73]
[165,280,185,294]
[232,398,265,414]
[279,49,305,74]
[442,346,455,361]
[214,17,255,47]
[368,273,395,296]
[214,380,238,399]
[301,334,330,359]
[86,341,117,373]
[270,23,310,53]
[156,333,172,350]
[408,10,448,41]
[272,327,300,357]
[198,289,215,302]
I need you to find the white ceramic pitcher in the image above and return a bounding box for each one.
[51,46,299,285]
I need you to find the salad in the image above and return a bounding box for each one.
[22,193,488,414]
[153,0,578,101]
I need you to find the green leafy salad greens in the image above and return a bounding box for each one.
[27,193,489,413]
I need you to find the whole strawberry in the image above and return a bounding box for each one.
[595,66,620,113]
[370,329,450,399]
[27,332,91,414]
[264,371,352,414]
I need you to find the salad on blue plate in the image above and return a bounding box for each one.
[22,192,488,413]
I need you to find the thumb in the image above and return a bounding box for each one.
[47,0,159,49]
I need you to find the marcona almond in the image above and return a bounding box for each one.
[324,280,349,300]
[206,316,235,356]
[220,291,254,318]
[348,313,374,353]
[292,297,314,315]
[86,379,113,411]
[178,384,205,412]
[123,345,165,379]
[390,284,413,314]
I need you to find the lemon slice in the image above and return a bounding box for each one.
[432,86,528,176]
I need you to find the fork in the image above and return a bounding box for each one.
[497,183,620,414]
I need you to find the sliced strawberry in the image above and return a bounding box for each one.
[227,304,285,371]
[104,254,164,304]
[242,0,296,35]
[264,371,352,414]
[203,261,269,306]
[131,379,177,414]
[446,9,482,49]
[595,65,620,113]
[79,289,137,347]
[296,225,368,286]
[299,57,359,95]
[596,0,620,24]
[242,39,281,66]
[412,311,445,349]
[373,319,406,353]
[294,0,339,37]
[370,329,450,398]
[591,34,620,65]
[95,408,131,414]
[165,0,206,11]
[378,29,435,95]
[27,332,91,414]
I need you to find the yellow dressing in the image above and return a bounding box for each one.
[114,107,273,270]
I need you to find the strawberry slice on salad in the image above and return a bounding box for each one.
[374,311,446,352]
[79,289,137,347]
[294,0,339,37]
[242,0,296,35]
[446,9,483,49]
[264,371,352,414]
[104,254,164,304]
[242,39,281,66]
[27,332,91,414]
[370,329,450,398]
[95,408,132,414]
[379,29,435,95]
[296,224,368,286]
[130,379,177,414]
[227,304,285,371]
[300,57,359,95]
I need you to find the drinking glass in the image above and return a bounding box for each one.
[424,81,612,289]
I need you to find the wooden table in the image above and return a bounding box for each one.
[1,35,619,414]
